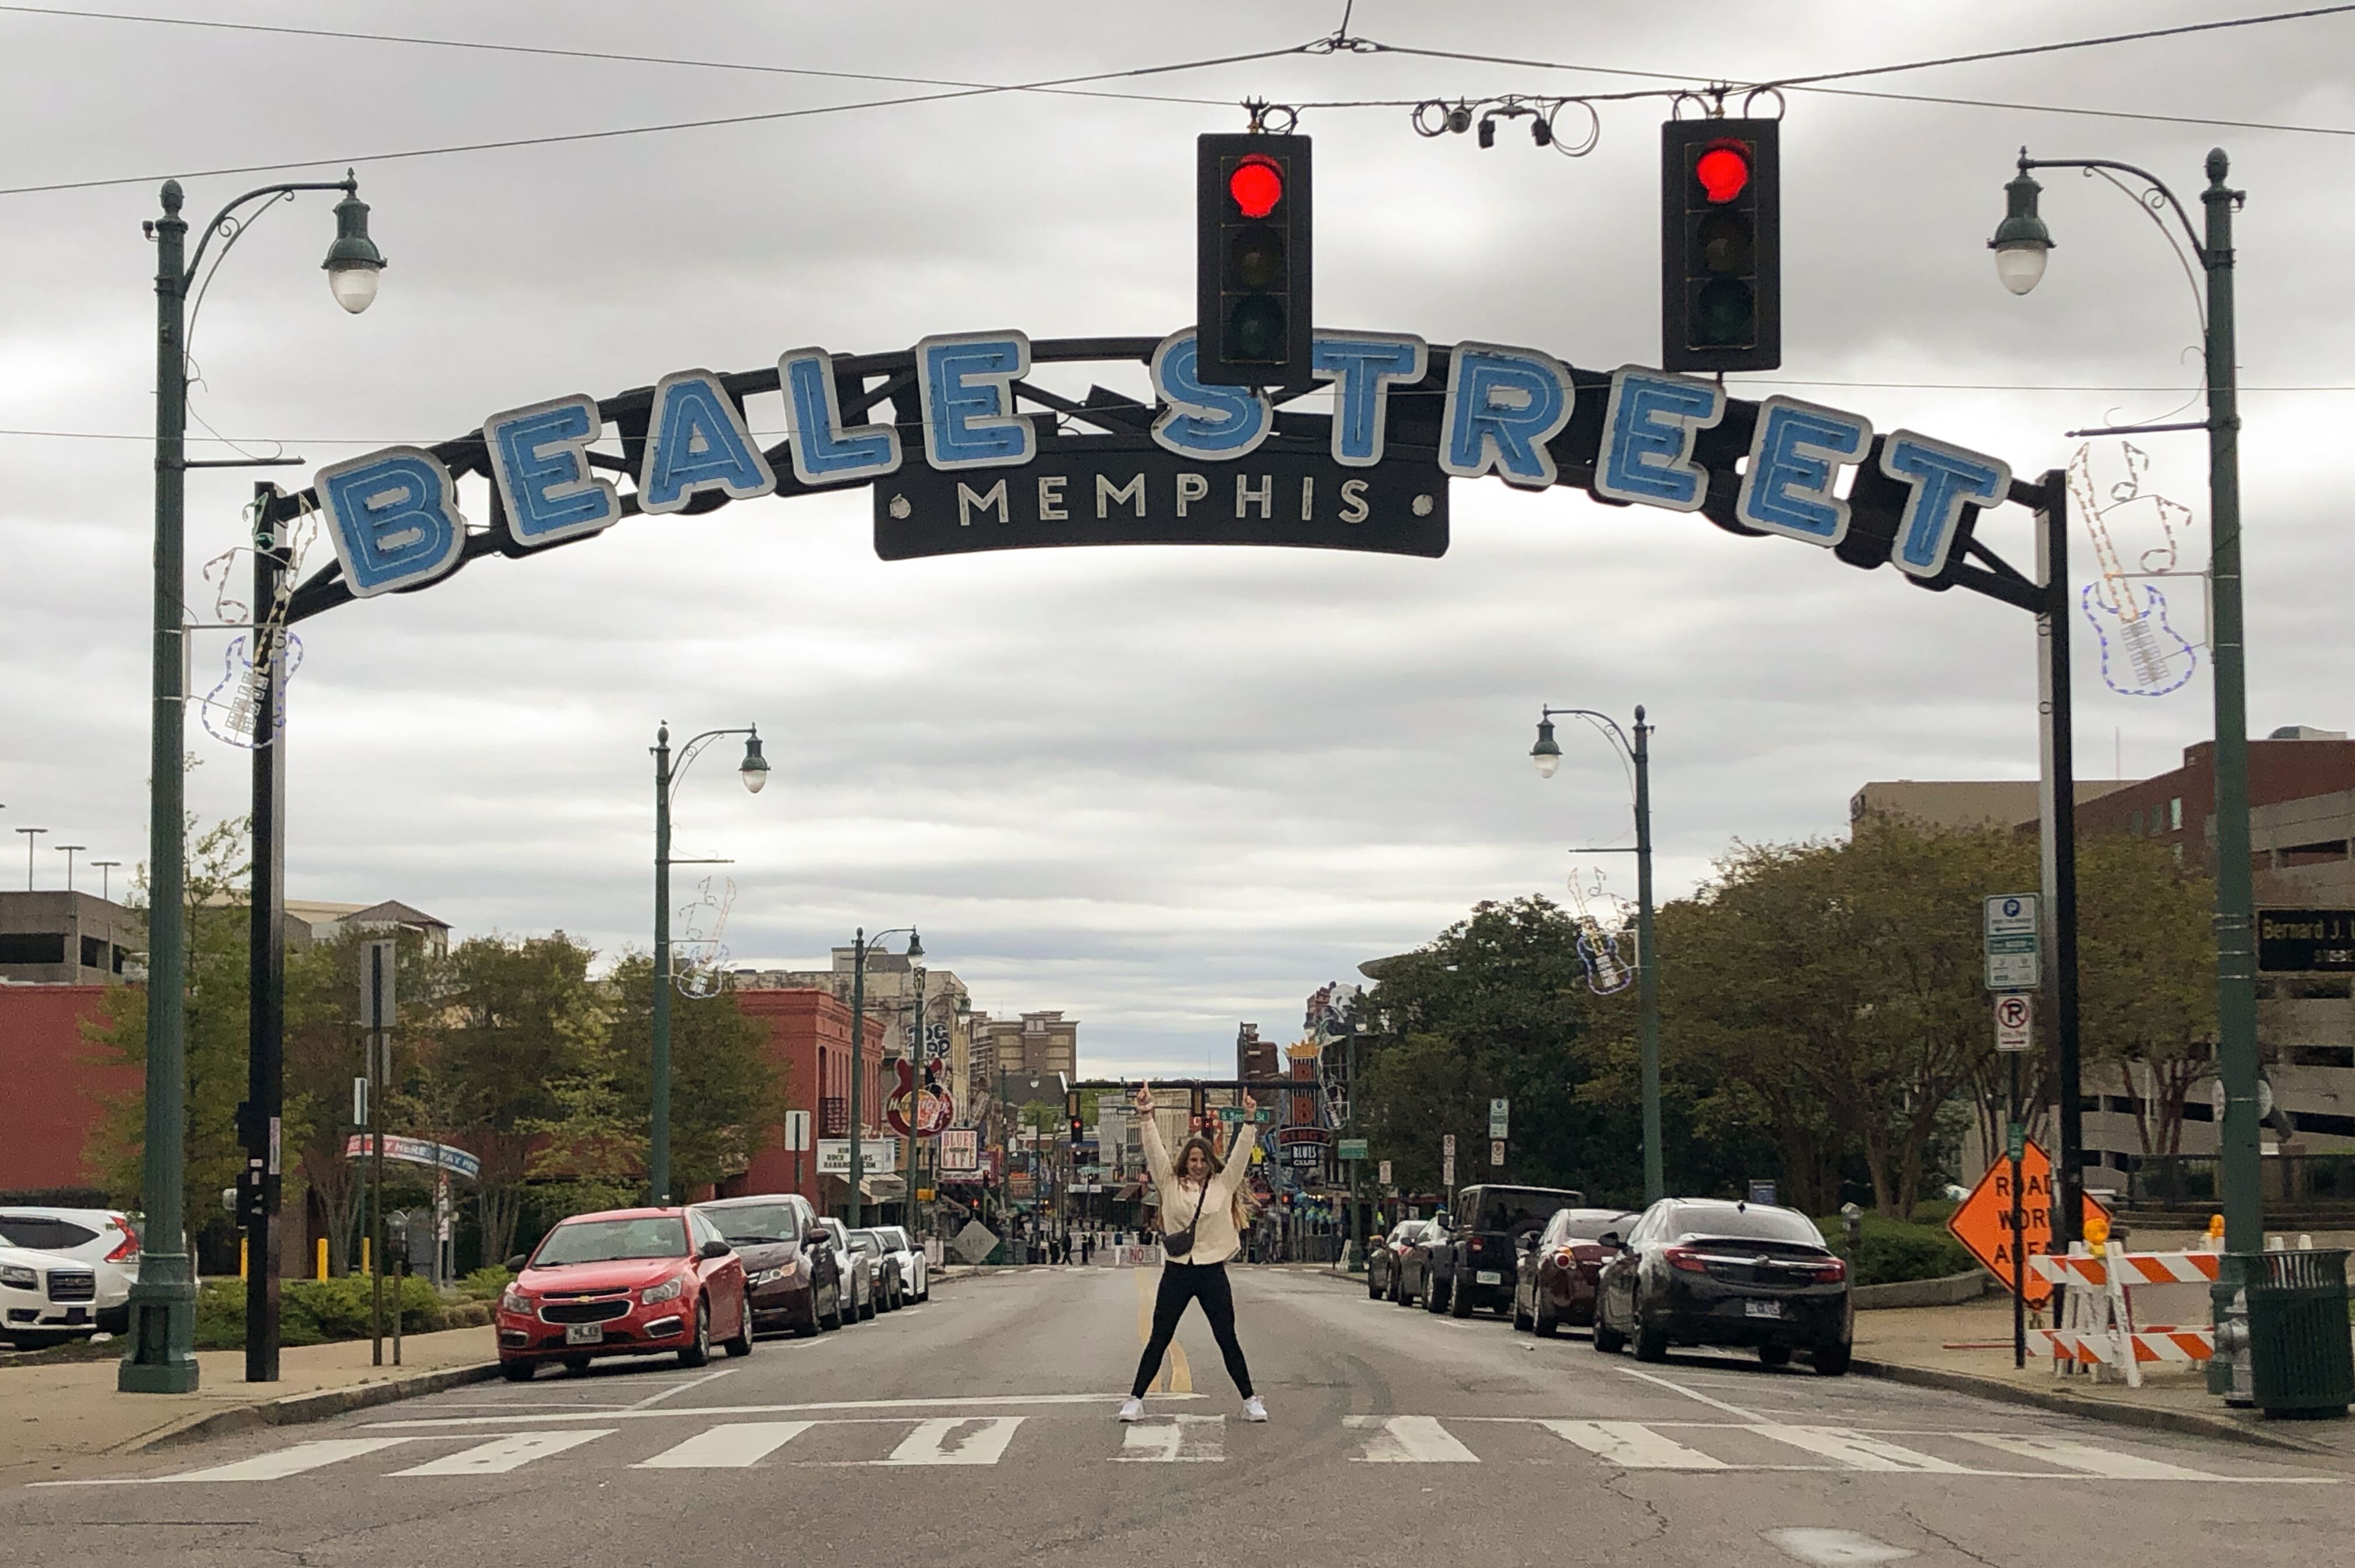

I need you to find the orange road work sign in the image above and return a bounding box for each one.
[1945,1137,2114,1309]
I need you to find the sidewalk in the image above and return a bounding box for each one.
[0,1326,498,1488]
[1853,1298,2355,1456]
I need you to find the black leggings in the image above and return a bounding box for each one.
[1132,1260,1253,1398]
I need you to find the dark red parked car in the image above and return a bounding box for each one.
[498,1207,752,1379]
[1512,1206,1638,1336]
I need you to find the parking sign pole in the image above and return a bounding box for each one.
[2010,1049,2026,1369]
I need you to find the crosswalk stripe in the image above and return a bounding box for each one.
[1750,1426,1972,1473]
[394,1429,613,1476]
[875,1416,1024,1466]
[1345,1415,1479,1463]
[634,1421,818,1469]
[1113,1415,1225,1463]
[1953,1433,2221,1480]
[158,1438,419,1483]
[1538,1420,1729,1470]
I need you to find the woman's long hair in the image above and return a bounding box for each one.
[1174,1133,1256,1233]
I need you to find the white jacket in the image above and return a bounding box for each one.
[1140,1115,1257,1266]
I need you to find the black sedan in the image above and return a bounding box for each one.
[690,1193,847,1336]
[1593,1198,1850,1374]
[1367,1219,1430,1303]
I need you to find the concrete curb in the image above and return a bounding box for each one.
[121,1361,505,1455]
[1850,1357,2335,1456]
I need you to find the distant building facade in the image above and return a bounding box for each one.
[1849,778,2132,833]
[733,950,973,1119]
[0,891,141,986]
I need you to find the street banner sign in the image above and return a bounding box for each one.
[1983,893,2041,991]
[1946,1137,2113,1308]
[2257,908,2355,973]
[783,1110,812,1152]
[1993,993,2033,1053]
[1489,1139,1505,1167]
[341,1134,480,1180]
[1489,1098,1510,1139]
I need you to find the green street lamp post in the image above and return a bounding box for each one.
[1988,147,2260,1371]
[124,172,384,1395]
[1531,705,1663,1205]
[649,722,769,1205]
[844,926,921,1230]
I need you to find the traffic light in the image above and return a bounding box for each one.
[1067,1090,1084,1146]
[1196,133,1312,385]
[1660,117,1779,373]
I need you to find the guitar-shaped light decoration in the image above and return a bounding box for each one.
[672,874,736,999]
[1565,868,1635,996]
[2069,441,2199,698]
[196,510,319,749]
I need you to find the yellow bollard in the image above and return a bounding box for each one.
[362,1236,371,1275]
[239,1236,248,1281]
[316,1237,329,1280]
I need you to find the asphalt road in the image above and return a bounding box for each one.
[6,1265,2351,1567]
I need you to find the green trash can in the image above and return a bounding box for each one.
[2243,1248,2353,1418]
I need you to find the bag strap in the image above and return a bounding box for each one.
[1176,1181,1207,1244]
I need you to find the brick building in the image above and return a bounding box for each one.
[0,985,139,1193]
[724,986,892,1215]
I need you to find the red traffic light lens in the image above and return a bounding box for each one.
[1695,144,1750,204]
[1228,156,1284,220]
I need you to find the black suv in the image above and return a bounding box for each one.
[1426,1184,1585,1319]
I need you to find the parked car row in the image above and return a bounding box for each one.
[495,1193,931,1380]
[1366,1184,1853,1374]
[0,1206,140,1348]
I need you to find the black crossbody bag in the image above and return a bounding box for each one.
[1162,1181,1208,1261]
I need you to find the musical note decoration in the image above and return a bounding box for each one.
[1564,868,1635,996]
[2069,441,2199,698]
[672,874,736,999]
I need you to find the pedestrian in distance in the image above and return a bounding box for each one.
[1120,1083,1265,1424]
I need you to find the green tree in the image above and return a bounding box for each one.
[603,953,785,1196]
[84,818,253,1225]
[2076,832,2217,1155]
[433,931,607,1266]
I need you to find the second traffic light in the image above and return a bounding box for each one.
[1197,132,1312,385]
[1661,117,1780,373]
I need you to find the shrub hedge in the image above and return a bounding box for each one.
[193,1275,447,1350]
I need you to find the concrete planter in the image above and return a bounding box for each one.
[1852,1270,1993,1310]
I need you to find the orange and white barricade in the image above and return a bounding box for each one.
[2028,1242,2217,1386]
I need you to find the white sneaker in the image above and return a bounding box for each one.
[1117,1397,1145,1423]
[1242,1395,1268,1423]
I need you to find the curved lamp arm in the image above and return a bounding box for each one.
[2017,155,2205,260]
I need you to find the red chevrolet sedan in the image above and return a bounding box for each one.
[498,1207,752,1380]
[1512,1206,1640,1336]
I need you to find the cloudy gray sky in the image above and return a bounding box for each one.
[2,2,2350,1077]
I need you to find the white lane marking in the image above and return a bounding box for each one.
[1538,1420,1729,1470]
[1614,1366,1764,1420]
[1953,1433,2222,1480]
[366,1391,1190,1427]
[1764,1528,1919,1564]
[1344,1415,1479,1463]
[1750,1426,1973,1473]
[394,1429,612,1476]
[1113,1415,1226,1463]
[874,1416,1024,1466]
[630,1367,738,1410]
[32,1438,420,1486]
[634,1420,816,1469]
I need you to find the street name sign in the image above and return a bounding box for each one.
[2257,908,2355,973]
[1946,1137,2112,1308]
[1339,1138,1368,1160]
[1993,993,2033,1053]
[1984,893,2041,991]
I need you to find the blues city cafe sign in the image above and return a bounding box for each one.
[280,329,2048,627]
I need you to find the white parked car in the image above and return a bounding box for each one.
[873,1225,928,1302]
[0,1244,107,1346]
[0,1208,139,1336]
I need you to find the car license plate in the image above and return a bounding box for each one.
[1475,1270,1502,1285]
[564,1323,605,1345]
[1744,1299,1782,1319]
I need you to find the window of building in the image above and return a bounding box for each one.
[2130,810,2144,835]
[79,935,107,970]
[2290,1045,2355,1069]
[0,933,66,964]
[2170,797,2183,832]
